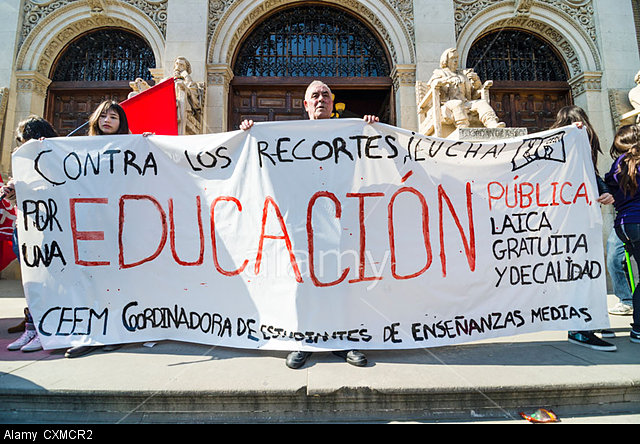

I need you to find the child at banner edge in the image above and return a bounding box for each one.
[4,115,58,353]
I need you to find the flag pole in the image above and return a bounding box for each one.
[66,121,89,137]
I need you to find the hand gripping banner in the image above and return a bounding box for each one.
[12,120,609,351]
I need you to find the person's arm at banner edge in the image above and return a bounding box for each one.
[572,121,615,205]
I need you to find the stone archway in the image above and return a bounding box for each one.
[467,28,572,133]
[2,2,165,168]
[454,1,603,134]
[205,0,417,132]
[45,27,157,135]
[228,3,394,130]
[454,2,602,100]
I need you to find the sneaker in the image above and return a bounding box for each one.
[20,334,42,352]
[609,302,633,316]
[568,331,617,352]
[598,329,615,338]
[631,330,640,344]
[7,328,37,351]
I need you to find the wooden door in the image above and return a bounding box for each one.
[489,82,571,134]
[46,83,129,136]
[229,79,393,131]
[231,86,307,130]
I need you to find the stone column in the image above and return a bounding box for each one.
[164,0,208,90]
[1,71,51,172]
[392,64,417,131]
[412,0,456,84]
[205,64,233,134]
[592,0,640,90]
[0,0,21,88]
[0,0,23,177]
[589,0,640,171]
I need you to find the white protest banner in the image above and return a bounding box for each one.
[12,119,609,351]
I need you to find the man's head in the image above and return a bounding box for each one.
[304,81,334,120]
[174,57,191,75]
[440,48,459,70]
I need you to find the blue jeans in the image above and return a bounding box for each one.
[606,228,633,305]
[614,223,640,331]
[11,226,18,260]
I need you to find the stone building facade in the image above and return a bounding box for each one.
[0,0,639,278]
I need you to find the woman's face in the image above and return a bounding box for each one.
[98,109,121,134]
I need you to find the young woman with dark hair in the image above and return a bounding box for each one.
[87,100,130,136]
[605,124,640,345]
[63,100,132,358]
[550,106,617,351]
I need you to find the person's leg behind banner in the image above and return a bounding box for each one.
[607,228,634,315]
[615,223,640,344]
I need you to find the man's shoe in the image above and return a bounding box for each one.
[332,350,367,367]
[7,318,26,334]
[286,351,312,369]
[7,328,36,351]
[64,345,101,358]
[568,331,617,352]
[631,330,640,344]
[609,302,633,316]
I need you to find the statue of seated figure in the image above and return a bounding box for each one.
[418,48,505,138]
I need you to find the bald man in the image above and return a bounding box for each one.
[241,81,377,369]
[240,80,378,128]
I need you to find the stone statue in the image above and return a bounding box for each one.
[429,47,505,130]
[629,70,640,121]
[418,48,504,138]
[612,70,640,127]
[127,78,151,99]
[172,56,204,135]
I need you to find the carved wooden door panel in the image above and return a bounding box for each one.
[489,87,571,134]
[229,83,392,131]
[46,88,129,136]
[231,87,308,130]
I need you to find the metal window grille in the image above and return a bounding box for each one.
[234,5,390,77]
[467,30,568,82]
[52,29,155,82]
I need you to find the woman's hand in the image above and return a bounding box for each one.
[240,120,254,131]
[597,192,614,205]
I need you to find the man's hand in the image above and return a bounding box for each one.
[363,115,379,124]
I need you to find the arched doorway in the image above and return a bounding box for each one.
[467,29,571,133]
[45,28,156,135]
[229,4,393,131]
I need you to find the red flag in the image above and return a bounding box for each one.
[120,77,178,135]
[0,174,17,271]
